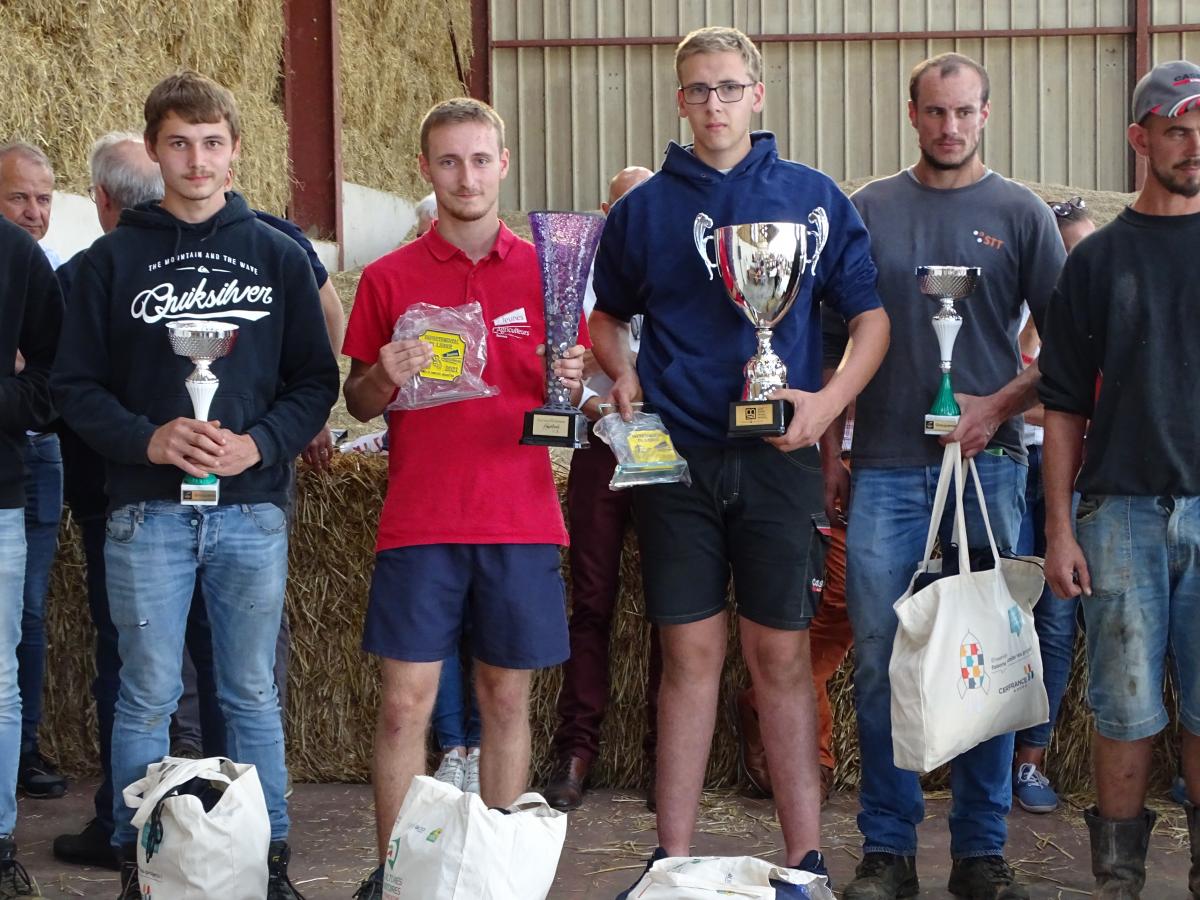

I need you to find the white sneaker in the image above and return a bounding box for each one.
[433,750,467,790]
[464,748,481,794]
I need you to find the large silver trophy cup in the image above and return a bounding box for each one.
[916,266,981,435]
[166,320,239,505]
[520,210,605,449]
[694,211,828,436]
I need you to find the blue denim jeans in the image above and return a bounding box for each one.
[1077,495,1200,741]
[105,501,290,846]
[18,433,62,750]
[845,451,1027,858]
[0,507,25,836]
[1014,445,1078,750]
[432,645,481,750]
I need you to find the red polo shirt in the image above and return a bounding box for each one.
[343,221,577,551]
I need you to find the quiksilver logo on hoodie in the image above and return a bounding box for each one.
[130,276,274,324]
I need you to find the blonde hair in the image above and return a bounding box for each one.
[419,98,506,158]
[675,26,762,84]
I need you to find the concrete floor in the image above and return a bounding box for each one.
[12,779,1195,898]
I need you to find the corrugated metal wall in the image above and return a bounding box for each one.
[489,1,1198,211]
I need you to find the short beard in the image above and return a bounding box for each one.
[1150,160,1200,198]
[920,143,978,172]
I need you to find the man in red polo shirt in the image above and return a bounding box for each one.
[342,97,586,900]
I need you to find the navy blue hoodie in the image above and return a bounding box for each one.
[593,132,881,447]
[51,192,339,510]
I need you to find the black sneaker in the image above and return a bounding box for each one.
[947,856,1029,900]
[0,836,38,898]
[352,864,383,900]
[615,847,668,900]
[52,818,120,871]
[168,741,203,760]
[843,852,919,899]
[770,850,831,895]
[17,749,65,799]
[116,859,139,900]
[267,841,305,900]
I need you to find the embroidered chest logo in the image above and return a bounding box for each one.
[492,306,530,339]
[972,229,1005,251]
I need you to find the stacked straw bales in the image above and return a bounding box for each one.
[40,453,1180,797]
[338,0,474,198]
[0,0,289,213]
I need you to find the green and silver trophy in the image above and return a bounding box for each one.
[166,320,239,505]
[917,265,981,435]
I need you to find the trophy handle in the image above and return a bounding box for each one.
[693,213,719,282]
[807,207,829,277]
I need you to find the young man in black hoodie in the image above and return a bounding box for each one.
[0,213,62,897]
[51,71,338,900]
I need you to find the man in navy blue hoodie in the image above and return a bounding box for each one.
[51,71,338,900]
[591,26,890,891]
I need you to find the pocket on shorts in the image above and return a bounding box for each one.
[246,502,287,535]
[1075,494,1109,527]
[105,504,140,544]
[779,445,822,472]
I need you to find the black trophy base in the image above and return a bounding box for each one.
[521,408,590,449]
[728,399,792,437]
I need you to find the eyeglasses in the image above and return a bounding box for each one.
[87,186,97,203]
[1050,196,1086,217]
[680,82,756,105]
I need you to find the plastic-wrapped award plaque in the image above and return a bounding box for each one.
[593,405,691,490]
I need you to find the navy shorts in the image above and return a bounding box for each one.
[363,543,569,669]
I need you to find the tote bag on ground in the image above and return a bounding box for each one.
[626,855,834,899]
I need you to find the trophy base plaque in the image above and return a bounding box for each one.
[728,399,792,437]
[181,474,220,506]
[924,414,960,436]
[521,408,590,449]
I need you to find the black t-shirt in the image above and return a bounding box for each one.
[1039,206,1200,496]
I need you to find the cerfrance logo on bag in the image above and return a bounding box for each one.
[957,631,989,698]
[994,604,1040,696]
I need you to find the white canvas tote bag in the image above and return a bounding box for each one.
[382,775,567,900]
[125,755,270,900]
[626,855,834,900]
[889,442,1049,773]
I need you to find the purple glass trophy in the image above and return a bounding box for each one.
[520,210,606,448]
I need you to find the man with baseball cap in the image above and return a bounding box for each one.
[1040,58,1200,897]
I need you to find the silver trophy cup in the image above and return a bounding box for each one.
[694,211,828,435]
[916,265,981,435]
[166,320,239,505]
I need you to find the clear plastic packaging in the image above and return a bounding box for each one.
[386,301,499,411]
[593,410,691,490]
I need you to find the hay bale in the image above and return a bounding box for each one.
[0,1,289,214]
[339,2,472,199]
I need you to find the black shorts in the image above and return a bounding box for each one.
[632,442,826,630]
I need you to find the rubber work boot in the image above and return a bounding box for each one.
[947,855,1029,899]
[842,852,919,899]
[1185,800,1200,897]
[1084,805,1156,899]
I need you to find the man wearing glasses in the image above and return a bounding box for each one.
[590,25,890,892]
[823,53,1065,900]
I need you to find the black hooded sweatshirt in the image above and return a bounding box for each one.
[0,217,63,508]
[51,192,339,511]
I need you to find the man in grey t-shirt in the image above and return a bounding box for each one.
[823,53,1065,900]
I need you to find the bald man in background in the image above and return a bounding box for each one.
[543,166,664,813]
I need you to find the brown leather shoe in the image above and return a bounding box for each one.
[819,764,834,808]
[729,687,773,797]
[544,754,589,811]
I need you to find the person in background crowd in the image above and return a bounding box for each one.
[1008,196,1094,815]
[543,164,664,814]
[0,140,68,803]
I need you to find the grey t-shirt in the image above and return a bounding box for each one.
[824,168,1065,468]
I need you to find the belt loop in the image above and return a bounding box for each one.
[134,502,145,525]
